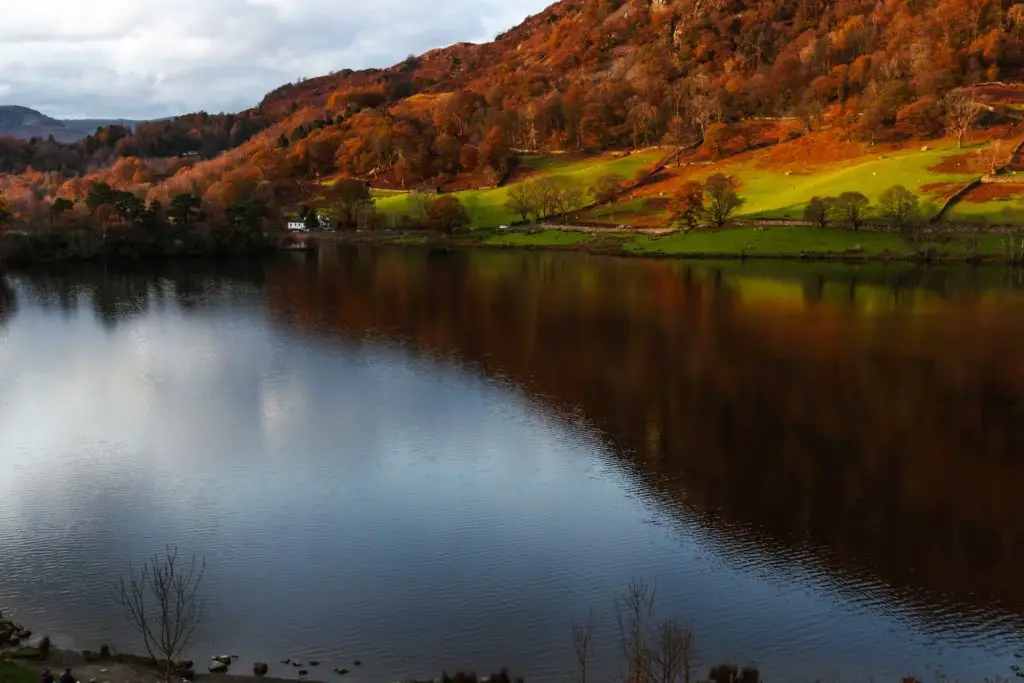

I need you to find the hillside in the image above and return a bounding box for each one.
[1,0,1023,243]
[0,105,143,143]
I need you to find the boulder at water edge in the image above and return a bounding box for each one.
[214,656,233,665]
[209,661,229,673]
[254,663,269,676]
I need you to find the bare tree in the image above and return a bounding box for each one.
[628,99,658,149]
[617,579,655,683]
[528,177,560,221]
[572,610,596,683]
[651,618,694,683]
[553,183,585,224]
[593,174,625,206]
[943,89,983,149]
[702,175,746,229]
[407,191,436,226]
[115,546,206,683]
[981,140,1011,175]
[504,183,536,222]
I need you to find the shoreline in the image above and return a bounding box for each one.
[1,615,323,683]
[2,645,324,683]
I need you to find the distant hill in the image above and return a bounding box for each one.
[0,105,144,143]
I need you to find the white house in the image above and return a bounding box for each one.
[287,213,333,232]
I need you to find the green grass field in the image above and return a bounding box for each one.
[375,150,663,227]
[575,140,1012,229]
[483,229,595,247]
[691,143,978,220]
[626,227,913,257]
[948,198,1024,224]
[624,227,1009,259]
[0,661,35,683]
[466,225,1010,261]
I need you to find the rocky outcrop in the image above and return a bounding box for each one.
[253,662,269,676]
[209,660,230,673]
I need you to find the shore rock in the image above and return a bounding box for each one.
[213,655,233,665]
[253,663,269,676]
[298,671,309,677]
[209,661,229,673]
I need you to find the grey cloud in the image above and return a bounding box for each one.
[0,0,552,120]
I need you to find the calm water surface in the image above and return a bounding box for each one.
[2,249,1024,683]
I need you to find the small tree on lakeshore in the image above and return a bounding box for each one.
[427,195,470,236]
[504,183,536,222]
[407,191,435,227]
[613,579,696,683]
[572,610,596,683]
[653,618,695,683]
[332,179,373,230]
[804,196,837,228]
[553,184,585,224]
[114,546,206,683]
[834,192,871,231]
[618,579,655,683]
[878,184,920,230]
[667,181,705,232]
[701,174,745,230]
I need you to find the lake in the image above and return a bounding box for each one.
[2,248,1024,683]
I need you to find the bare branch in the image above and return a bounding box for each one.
[114,546,206,683]
[617,579,655,683]
[572,610,596,683]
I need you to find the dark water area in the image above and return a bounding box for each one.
[2,249,1024,683]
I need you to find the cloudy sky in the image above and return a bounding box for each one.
[0,0,551,120]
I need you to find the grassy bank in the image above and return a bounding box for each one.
[348,134,1023,235]
[319,225,1022,264]
[372,150,663,227]
[0,661,34,683]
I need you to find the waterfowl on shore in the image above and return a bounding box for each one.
[281,659,291,665]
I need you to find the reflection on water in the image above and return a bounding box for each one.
[1,252,1024,683]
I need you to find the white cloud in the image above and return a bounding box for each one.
[0,0,551,119]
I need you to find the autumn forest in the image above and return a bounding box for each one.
[1,0,1023,259]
